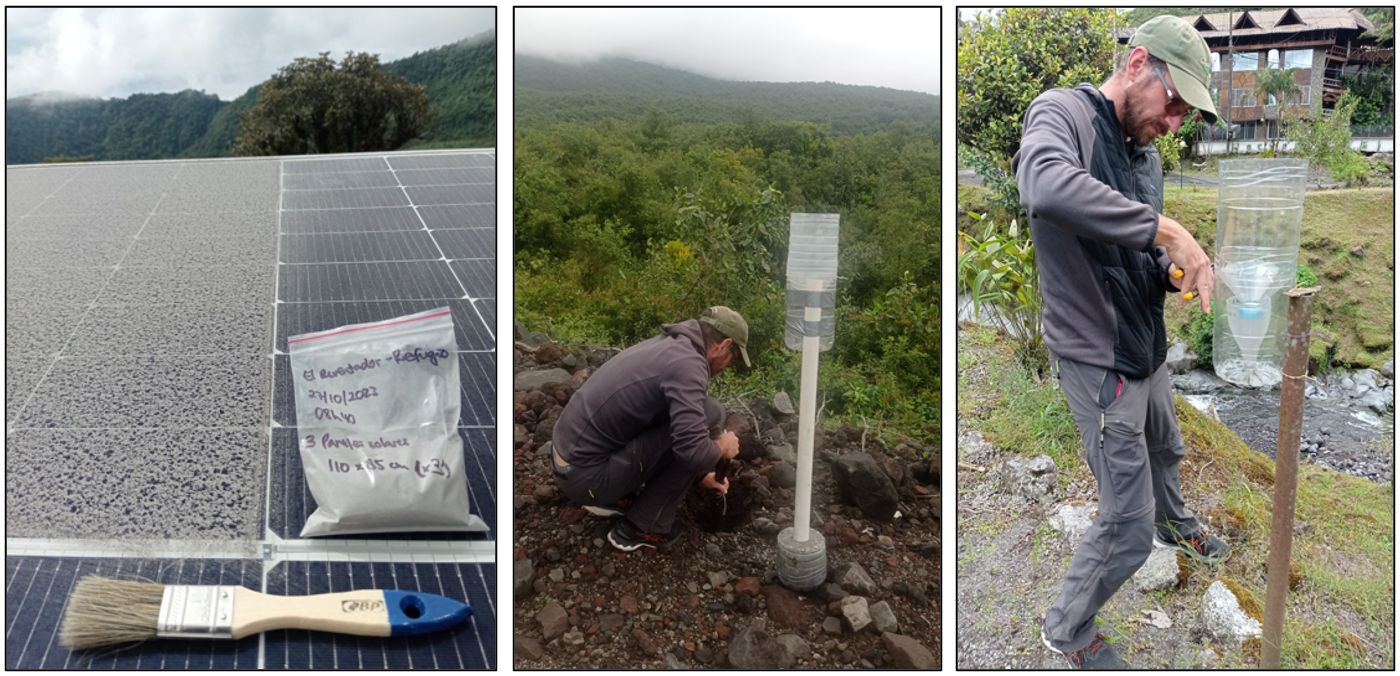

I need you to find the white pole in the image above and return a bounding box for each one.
[793,277,822,542]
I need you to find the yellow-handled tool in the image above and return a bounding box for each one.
[1171,267,1197,301]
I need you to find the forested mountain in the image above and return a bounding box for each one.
[515,55,938,136]
[5,30,495,164]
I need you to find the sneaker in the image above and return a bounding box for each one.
[1153,526,1231,565]
[584,497,634,518]
[1041,629,1127,669]
[606,519,682,552]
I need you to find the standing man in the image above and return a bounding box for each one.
[549,306,746,552]
[1012,15,1228,669]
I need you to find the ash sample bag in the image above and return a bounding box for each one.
[287,307,487,536]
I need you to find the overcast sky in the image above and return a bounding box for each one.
[5,8,494,100]
[516,8,939,96]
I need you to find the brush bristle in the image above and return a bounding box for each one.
[60,576,164,650]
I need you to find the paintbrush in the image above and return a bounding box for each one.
[59,576,471,650]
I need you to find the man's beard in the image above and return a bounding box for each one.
[1121,79,1168,147]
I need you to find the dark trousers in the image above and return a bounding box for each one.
[1043,355,1201,652]
[555,397,724,532]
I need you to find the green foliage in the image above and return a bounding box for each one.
[1287,93,1362,183]
[5,32,494,163]
[957,8,1119,167]
[1330,151,1370,187]
[1154,132,1182,173]
[516,56,938,137]
[1254,67,1302,155]
[516,97,939,436]
[234,52,433,156]
[1296,263,1319,289]
[1185,306,1214,368]
[387,31,496,144]
[1344,67,1394,127]
[957,212,1046,374]
[960,144,1022,218]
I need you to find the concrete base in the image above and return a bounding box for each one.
[776,527,826,592]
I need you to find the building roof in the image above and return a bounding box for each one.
[1120,8,1375,41]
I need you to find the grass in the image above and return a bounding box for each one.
[960,325,1394,668]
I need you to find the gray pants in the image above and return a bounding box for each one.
[1043,355,1201,652]
[554,397,725,533]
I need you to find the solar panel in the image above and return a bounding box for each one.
[5,149,497,669]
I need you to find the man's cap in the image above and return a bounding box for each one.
[699,306,751,367]
[1130,15,1219,124]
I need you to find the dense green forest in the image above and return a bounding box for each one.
[516,56,938,137]
[515,58,940,438]
[5,30,495,164]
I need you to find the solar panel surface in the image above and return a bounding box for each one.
[5,148,497,669]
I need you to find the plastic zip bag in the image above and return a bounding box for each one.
[287,307,487,536]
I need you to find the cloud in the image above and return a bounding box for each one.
[516,7,939,95]
[5,8,494,100]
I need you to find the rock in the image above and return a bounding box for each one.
[817,582,848,602]
[708,571,731,588]
[735,576,762,596]
[1381,358,1394,379]
[728,623,791,668]
[775,634,812,662]
[1201,580,1263,643]
[633,628,662,657]
[662,652,688,669]
[840,596,871,632]
[514,368,573,391]
[882,633,936,669]
[1132,547,1181,592]
[560,353,579,370]
[822,616,844,636]
[1166,342,1198,374]
[537,602,569,641]
[958,429,996,460]
[562,628,585,646]
[1048,502,1097,543]
[705,542,723,558]
[513,424,528,445]
[769,461,798,489]
[535,408,563,441]
[834,561,878,596]
[599,613,625,633]
[772,391,796,416]
[762,584,812,629]
[751,517,783,535]
[548,567,564,583]
[768,442,797,465]
[620,595,640,613]
[1172,369,1227,394]
[997,455,1058,503]
[515,330,550,351]
[514,558,535,598]
[831,452,900,521]
[1360,390,1392,414]
[514,633,545,661]
[869,600,898,633]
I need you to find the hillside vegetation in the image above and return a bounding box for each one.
[515,57,940,439]
[516,56,938,138]
[5,31,495,164]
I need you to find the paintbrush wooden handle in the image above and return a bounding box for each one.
[230,587,470,639]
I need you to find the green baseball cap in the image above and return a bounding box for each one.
[1130,15,1219,124]
[699,306,751,367]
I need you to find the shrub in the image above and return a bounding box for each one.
[958,212,1046,374]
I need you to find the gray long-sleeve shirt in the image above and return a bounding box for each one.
[1011,85,1173,377]
[552,320,721,470]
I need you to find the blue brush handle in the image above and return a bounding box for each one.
[383,590,472,636]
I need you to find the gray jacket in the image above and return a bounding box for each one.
[1011,84,1173,378]
[553,320,721,469]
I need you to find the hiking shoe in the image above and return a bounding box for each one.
[1154,526,1231,564]
[606,519,682,552]
[1041,629,1127,669]
[584,497,633,518]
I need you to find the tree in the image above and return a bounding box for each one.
[235,52,434,156]
[956,8,1120,209]
[1253,67,1301,155]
